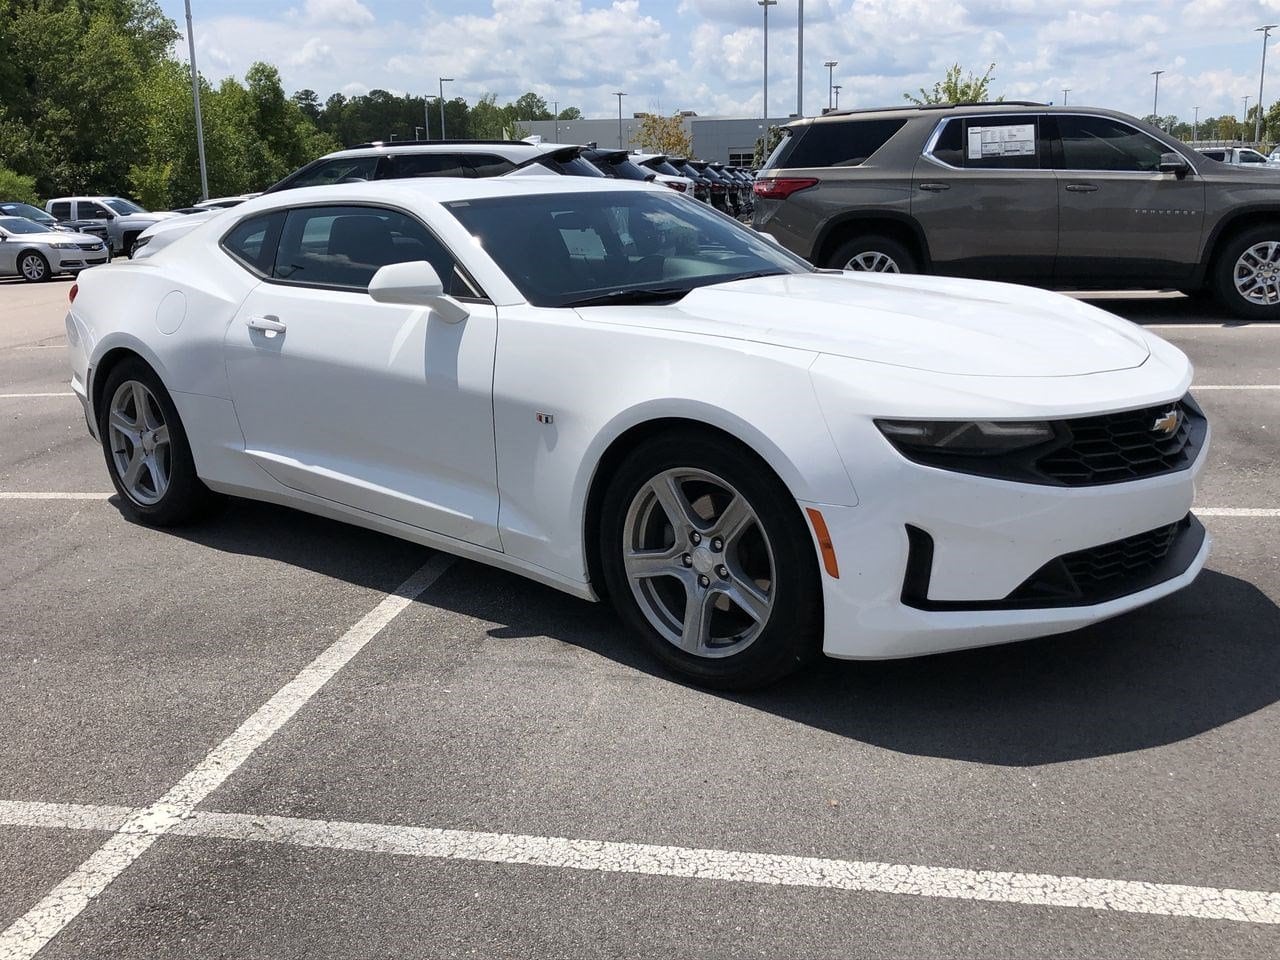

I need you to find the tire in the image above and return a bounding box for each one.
[122,232,140,258]
[17,250,50,282]
[1213,225,1280,321]
[825,233,919,274]
[599,430,822,690]
[97,358,218,526]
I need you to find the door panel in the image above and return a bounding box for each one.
[225,283,501,547]
[911,115,1057,281]
[1050,115,1206,285]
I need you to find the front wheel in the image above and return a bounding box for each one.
[825,234,918,274]
[599,431,822,690]
[18,251,50,282]
[97,359,218,525]
[1213,226,1280,321]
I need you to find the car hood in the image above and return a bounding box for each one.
[11,229,103,245]
[583,272,1151,377]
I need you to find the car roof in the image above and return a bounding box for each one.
[785,101,1148,130]
[237,174,666,212]
[316,140,567,161]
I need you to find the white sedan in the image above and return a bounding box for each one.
[65,177,1210,689]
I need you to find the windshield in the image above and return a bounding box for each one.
[0,217,49,235]
[446,189,812,308]
[0,203,54,223]
[105,198,145,214]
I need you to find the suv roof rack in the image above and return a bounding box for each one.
[812,100,1048,120]
[345,139,525,149]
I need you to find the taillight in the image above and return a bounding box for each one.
[68,283,78,304]
[754,177,819,199]
[664,181,687,193]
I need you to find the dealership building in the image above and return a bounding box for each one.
[522,114,795,164]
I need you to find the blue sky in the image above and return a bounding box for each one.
[160,0,1280,122]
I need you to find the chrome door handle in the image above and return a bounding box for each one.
[246,315,286,336]
[918,182,951,192]
[1065,183,1099,193]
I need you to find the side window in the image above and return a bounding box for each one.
[80,202,112,219]
[464,154,517,178]
[781,118,908,168]
[930,116,1042,170]
[382,154,469,179]
[271,204,478,296]
[50,201,71,220]
[221,211,285,275]
[282,156,379,190]
[1057,115,1167,172]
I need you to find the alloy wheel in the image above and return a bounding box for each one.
[844,250,900,273]
[107,380,171,506]
[19,254,46,281]
[1233,242,1280,305]
[622,468,776,659]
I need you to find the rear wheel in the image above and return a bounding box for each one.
[18,251,50,282]
[1213,225,1280,320]
[600,431,822,690]
[825,233,918,274]
[98,358,218,525]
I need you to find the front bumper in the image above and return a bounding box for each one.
[805,438,1210,659]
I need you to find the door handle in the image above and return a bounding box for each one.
[918,182,951,192]
[1065,183,1099,193]
[246,315,286,337]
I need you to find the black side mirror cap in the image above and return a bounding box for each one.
[1159,152,1190,177]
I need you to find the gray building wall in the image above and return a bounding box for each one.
[522,115,792,162]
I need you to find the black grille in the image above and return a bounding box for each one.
[76,241,102,251]
[1060,523,1178,592]
[1035,400,1202,485]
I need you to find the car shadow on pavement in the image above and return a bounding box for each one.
[153,500,1280,768]
[1080,293,1242,326]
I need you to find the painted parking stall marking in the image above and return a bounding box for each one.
[0,800,1277,927]
[0,554,454,960]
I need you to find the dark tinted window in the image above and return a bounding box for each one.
[0,202,55,224]
[221,211,285,274]
[1058,116,1166,172]
[383,153,469,178]
[779,118,907,168]
[80,202,112,219]
[930,116,1042,169]
[50,201,71,220]
[464,154,516,177]
[535,152,607,177]
[276,156,380,191]
[271,204,475,295]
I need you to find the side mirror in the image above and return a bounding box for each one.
[368,260,470,323]
[1159,152,1190,178]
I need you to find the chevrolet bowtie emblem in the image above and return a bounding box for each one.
[1152,409,1181,436]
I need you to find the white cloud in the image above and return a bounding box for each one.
[303,0,374,27]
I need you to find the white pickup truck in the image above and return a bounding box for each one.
[44,196,177,257]
[1197,146,1280,168]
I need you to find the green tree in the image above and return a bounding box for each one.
[0,164,38,204]
[513,92,552,120]
[637,112,693,157]
[754,124,783,166]
[905,63,999,105]
[558,106,582,120]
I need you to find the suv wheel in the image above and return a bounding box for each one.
[826,234,918,274]
[1215,226,1280,320]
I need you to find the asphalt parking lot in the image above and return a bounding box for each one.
[1,273,1277,959]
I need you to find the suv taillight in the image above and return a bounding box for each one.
[664,181,687,193]
[68,283,78,304]
[754,177,818,200]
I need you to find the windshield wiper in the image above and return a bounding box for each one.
[563,287,693,308]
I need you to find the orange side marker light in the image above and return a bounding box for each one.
[805,508,840,579]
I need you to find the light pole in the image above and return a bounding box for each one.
[438,77,453,139]
[796,0,804,117]
[1151,69,1164,120]
[758,0,776,125]
[613,91,626,148]
[832,84,841,110]
[183,0,209,201]
[1243,95,1251,141]
[1257,25,1277,144]
[824,60,837,111]
[552,100,558,141]
[1062,87,1070,106]
[1193,106,1199,143]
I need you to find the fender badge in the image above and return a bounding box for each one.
[1152,409,1181,436]
[535,412,555,425]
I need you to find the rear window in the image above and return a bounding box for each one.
[773,118,907,169]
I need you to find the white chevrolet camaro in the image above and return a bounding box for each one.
[65,177,1210,689]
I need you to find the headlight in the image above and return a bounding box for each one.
[876,419,1055,456]
[132,235,152,250]
[50,241,77,249]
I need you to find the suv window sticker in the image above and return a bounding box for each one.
[967,124,1036,160]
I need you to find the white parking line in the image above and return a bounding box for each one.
[1146,323,1280,330]
[0,554,454,960]
[0,800,1275,926]
[1196,508,1280,517]
[0,492,111,500]
[1193,385,1280,391]
[0,392,74,398]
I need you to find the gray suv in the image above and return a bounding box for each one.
[754,102,1280,320]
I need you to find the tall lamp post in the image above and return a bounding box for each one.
[824,60,838,110]
[438,77,453,139]
[613,91,626,148]
[1257,24,1278,144]
[758,0,776,125]
[832,84,841,110]
[552,100,559,141]
[1193,105,1200,143]
[1061,87,1070,106]
[1243,95,1251,142]
[183,0,209,201]
[1151,69,1164,121]
[796,0,804,117]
